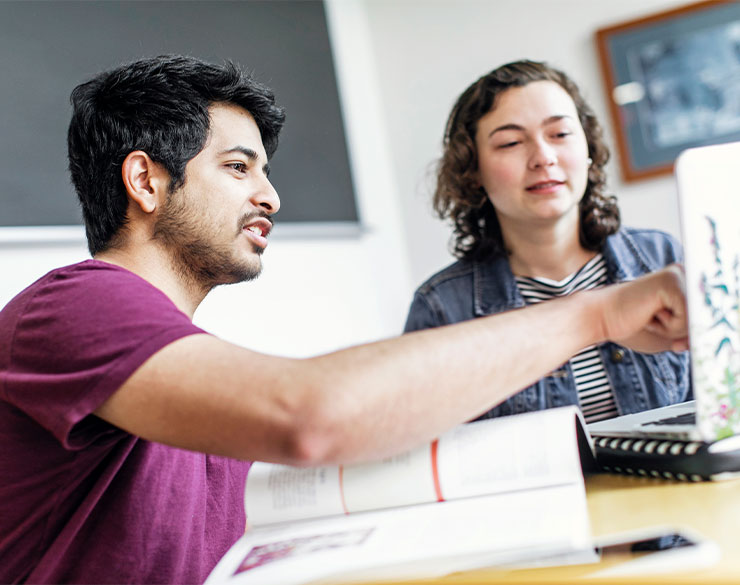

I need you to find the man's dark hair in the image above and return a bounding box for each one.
[435,59,619,261]
[67,54,286,255]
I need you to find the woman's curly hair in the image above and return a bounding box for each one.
[434,60,619,261]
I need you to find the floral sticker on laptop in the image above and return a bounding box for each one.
[694,216,740,440]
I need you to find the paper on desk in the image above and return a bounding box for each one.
[205,481,592,585]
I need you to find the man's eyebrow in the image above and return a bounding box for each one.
[220,146,258,159]
[487,115,573,138]
[220,146,271,176]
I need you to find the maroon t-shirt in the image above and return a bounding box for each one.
[0,260,251,584]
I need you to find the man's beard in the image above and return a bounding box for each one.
[153,196,263,291]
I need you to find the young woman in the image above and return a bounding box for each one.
[405,60,691,423]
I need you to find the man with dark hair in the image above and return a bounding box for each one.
[0,55,688,584]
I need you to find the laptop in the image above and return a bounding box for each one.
[588,141,740,470]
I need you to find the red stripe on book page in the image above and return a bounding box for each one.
[431,440,445,502]
[338,465,349,514]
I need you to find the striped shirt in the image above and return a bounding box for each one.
[515,254,619,423]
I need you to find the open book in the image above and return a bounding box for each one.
[206,406,596,585]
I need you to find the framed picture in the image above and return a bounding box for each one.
[595,0,740,181]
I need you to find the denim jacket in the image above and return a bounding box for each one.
[404,228,692,420]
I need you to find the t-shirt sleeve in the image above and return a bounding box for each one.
[2,263,206,449]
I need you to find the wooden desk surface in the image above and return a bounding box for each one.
[363,473,740,584]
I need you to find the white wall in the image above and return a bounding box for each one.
[0,228,408,359]
[0,0,693,358]
[362,0,688,286]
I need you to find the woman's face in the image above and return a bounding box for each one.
[474,80,590,235]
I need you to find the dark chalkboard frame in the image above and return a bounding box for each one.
[0,0,359,242]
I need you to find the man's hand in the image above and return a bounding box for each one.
[598,264,689,353]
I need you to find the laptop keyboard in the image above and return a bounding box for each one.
[642,412,696,427]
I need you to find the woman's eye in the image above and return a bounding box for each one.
[553,132,572,139]
[497,141,520,149]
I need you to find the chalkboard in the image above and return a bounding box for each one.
[0,0,358,228]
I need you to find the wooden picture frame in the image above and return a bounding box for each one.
[595,0,740,182]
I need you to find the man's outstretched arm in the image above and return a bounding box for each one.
[95,265,688,466]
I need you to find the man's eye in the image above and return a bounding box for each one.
[228,162,247,173]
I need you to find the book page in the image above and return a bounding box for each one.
[245,466,345,526]
[245,406,585,526]
[437,406,583,499]
[342,446,438,513]
[246,444,438,526]
[206,481,592,585]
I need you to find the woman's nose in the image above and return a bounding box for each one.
[529,142,557,170]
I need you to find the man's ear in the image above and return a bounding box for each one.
[121,151,169,214]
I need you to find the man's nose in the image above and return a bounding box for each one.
[252,177,280,215]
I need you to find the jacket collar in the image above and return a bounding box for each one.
[471,228,647,316]
[601,229,655,282]
[472,253,525,316]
